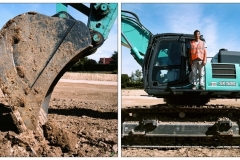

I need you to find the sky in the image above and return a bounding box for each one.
[0,3,117,63]
[121,3,240,76]
[2,3,240,77]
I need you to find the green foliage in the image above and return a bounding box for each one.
[79,57,88,65]
[121,83,127,88]
[125,81,143,89]
[130,69,142,82]
[85,59,97,65]
[109,51,118,74]
[71,57,96,71]
[70,64,117,72]
[110,51,118,65]
[121,72,143,89]
[69,51,117,73]
[121,74,129,84]
[111,69,117,74]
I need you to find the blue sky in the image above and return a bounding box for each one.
[122,3,240,75]
[0,3,117,62]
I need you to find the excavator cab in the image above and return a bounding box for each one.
[152,40,182,84]
[143,34,196,94]
[142,33,240,104]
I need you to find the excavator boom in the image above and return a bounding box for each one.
[121,10,152,66]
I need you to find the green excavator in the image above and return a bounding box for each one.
[121,10,240,148]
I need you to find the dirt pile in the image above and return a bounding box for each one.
[0,73,117,157]
[43,120,78,153]
[1,130,72,157]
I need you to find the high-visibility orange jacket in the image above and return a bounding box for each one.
[190,40,206,63]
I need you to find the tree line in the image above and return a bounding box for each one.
[69,51,118,74]
[121,69,143,89]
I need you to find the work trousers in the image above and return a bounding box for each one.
[191,60,205,86]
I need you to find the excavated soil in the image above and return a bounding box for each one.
[121,89,240,157]
[0,72,118,157]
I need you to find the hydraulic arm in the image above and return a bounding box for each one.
[121,10,152,66]
[57,3,117,43]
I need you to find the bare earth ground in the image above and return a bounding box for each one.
[121,89,240,157]
[0,72,117,157]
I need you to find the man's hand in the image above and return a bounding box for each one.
[202,61,206,66]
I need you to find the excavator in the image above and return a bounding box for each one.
[0,3,117,134]
[121,10,240,148]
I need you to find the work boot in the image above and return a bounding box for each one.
[192,85,196,90]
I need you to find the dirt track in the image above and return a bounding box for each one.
[121,89,240,157]
[0,72,117,157]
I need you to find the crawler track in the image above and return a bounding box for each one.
[122,104,240,149]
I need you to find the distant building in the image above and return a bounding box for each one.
[99,57,112,64]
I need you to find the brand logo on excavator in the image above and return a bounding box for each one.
[218,81,236,86]
[210,81,237,86]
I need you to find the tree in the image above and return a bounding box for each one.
[85,59,97,65]
[130,72,135,82]
[76,57,97,65]
[121,74,129,84]
[110,51,118,65]
[79,57,88,65]
[130,69,142,82]
[71,57,88,71]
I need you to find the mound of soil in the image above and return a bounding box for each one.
[0,73,117,157]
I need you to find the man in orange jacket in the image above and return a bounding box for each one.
[188,30,207,90]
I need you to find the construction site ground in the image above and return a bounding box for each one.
[121,89,240,157]
[0,72,118,157]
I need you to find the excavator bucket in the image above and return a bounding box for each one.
[0,12,92,133]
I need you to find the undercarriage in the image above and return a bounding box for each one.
[122,103,240,148]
